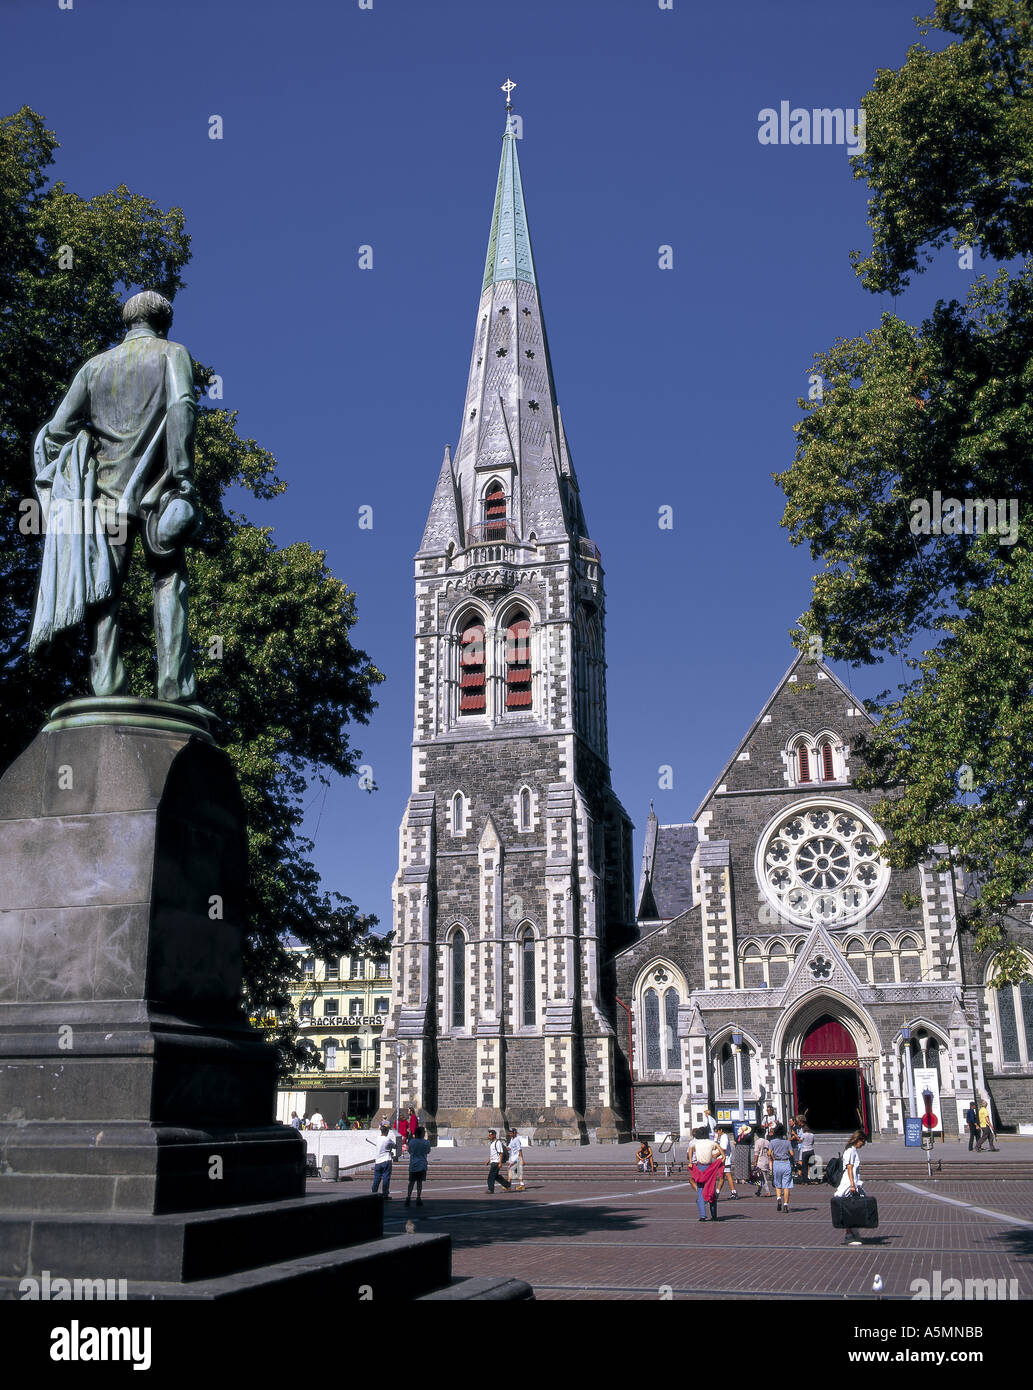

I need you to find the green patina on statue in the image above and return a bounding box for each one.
[30,290,201,703]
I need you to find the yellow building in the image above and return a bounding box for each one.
[274,939,392,1127]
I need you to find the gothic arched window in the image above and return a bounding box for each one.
[451,790,465,835]
[459,617,486,714]
[520,927,536,1026]
[644,988,661,1070]
[639,966,683,1073]
[797,745,812,783]
[484,480,507,540]
[505,611,532,710]
[518,786,532,831]
[872,935,894,983]
[989,965,1033,1065]
[719,1040,753,1092]
[451,931,467,1028]
[820,741,836,781]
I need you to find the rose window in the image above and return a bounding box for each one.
[756,801,889,927]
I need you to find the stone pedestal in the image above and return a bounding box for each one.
[0,701,530,1300]
[0,699,303,1215]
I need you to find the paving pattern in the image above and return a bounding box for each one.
[379,1174,1033,1301]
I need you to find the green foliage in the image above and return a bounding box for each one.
[776,10,1033,982]
[0,108,386,1064]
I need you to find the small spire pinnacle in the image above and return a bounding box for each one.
[501,77,517,114]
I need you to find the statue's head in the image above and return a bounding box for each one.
[122,290,173,335]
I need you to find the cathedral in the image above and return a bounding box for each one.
[378,106,1033,1144]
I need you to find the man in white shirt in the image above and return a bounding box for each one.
[486,1130,512,1193]
[506,1129,527,1190]
[371,1123,397,1200]
[310,1110,325,1131]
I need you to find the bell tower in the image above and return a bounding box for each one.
[379,89,633,1144]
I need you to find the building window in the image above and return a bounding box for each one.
[373,1040,382,1068]
[644,988,661,1070]
[303,956,315,978]
[326,957,339,979]
[756,800,889,928]
[323,998,338,1017]
[663,989,680,1070]
[797,746,811,783]
[990,970,1033,1065]
[325,1044,337,1071]
[484,480,507,540]
[820,741,836,781]
[348,1040,362,1071]
[451,931,467,1028]
[451,790,466,835]
[719,1040,753,1092]
[374,997,389,1014]
[300,1000,313,1021]
[505,612,532,710]
[348,998,362,1017]
[460,619,486,714]
[521,928,536,1027]
[518,786,532,832]
[350,957,364,979]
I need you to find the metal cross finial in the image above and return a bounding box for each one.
[501,77,517,111]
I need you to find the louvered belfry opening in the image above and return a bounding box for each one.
[484,482,507,540]
[506,612,532,709]
[459,619,486,713]
[797,745,811,783]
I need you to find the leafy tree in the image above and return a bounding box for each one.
[777,3,1033,982]
[0,108,386,1064]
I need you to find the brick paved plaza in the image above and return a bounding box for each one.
[363,1145,1033,1301]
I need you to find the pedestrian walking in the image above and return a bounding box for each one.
[486,1129,512,1193]
[371,1122,396,1200]
[733,1122,753,1185]
[761,1104,778,1138]
[289,1111,303,1130]
[965,1100,981,1152]
[753,1130,773,1195]
[404,1125,431,1206]
[715,1126,739,1199]
[506,1128,527,1189]
[769,1124,794,1212]
[688,1128,725,1222]
[834,1130,868,1245]
[703,1107,718,1138]
[797,1120,815,1183]
[977,1102,998,1152]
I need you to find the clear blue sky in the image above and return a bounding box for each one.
[3,0,969,934]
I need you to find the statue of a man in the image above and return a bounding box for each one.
[30,290,201,703]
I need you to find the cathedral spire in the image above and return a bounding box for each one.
[444,94,581,549]
[482,93,537,293]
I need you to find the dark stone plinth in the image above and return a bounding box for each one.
[0,703,303,1214]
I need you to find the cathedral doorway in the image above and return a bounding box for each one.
[790,1014,869,1132]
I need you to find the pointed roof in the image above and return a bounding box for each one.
[420,446,464,553]
[692,650,875,821]
[482,115,538,293]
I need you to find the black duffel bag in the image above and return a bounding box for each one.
[831,1190,879,1229]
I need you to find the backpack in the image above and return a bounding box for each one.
[497,1139,510,1163]
[823,1155,844,1187]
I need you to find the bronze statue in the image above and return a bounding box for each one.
[30,290,201,702]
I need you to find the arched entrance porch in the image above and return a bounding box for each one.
[775,995,879,1134]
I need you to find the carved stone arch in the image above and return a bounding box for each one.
[773,989,878,1061]
[442,913,474,939]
